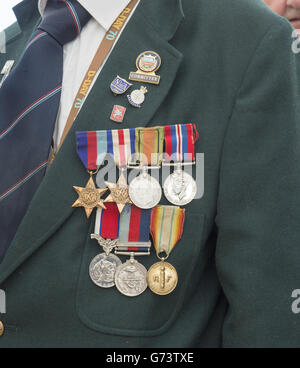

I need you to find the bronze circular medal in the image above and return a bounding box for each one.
[147,261,178,295]
[136,51,161,73]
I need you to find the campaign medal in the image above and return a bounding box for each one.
[164,168,197,206]
[129,166,162,209]
[127,86,148,108]
[90,203,122,288]
[73,131,111,218]
[115,255,148,297]
[129,51,161,85]
[163,124,199,206]
[105,169,132,213]
[110,76,132,95]
[72,172,107,218]
[147,206,185,295]
[128,127,164,209]
[103,128,136,213]
[114,204,152,297]
[147,261,178,295]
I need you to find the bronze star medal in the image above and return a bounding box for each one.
[104,172,132,213]
[72,174,107,218]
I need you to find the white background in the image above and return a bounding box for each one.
[0,0,23,31]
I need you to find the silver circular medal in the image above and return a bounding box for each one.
[163,169,197,206]
[129,172,162,209]
[115,258,148,297]
[89,253,122,288]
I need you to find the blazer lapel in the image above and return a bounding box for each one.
[0,0,184,283]
[70,0,184,131]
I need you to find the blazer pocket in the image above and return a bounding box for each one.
[76,211,206,337]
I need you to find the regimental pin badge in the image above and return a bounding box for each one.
[127,86,148,108]
[110,75,132,95]
[110,105,126,123]
[129,51,161,85]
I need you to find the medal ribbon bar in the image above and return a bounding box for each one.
[115,204,152,256]
[76,129,136,170]
[93,202,120,239]
[128,126,164,168]
[163,123,199,166]
[150,206,185,257]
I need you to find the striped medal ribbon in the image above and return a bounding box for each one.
[76,128,136,170]
[116,204,152,254]
[147,205,186,295]
[89,202,122,288]
[114,204,152,297]
[163,124,199,206]
[132,126,165,166]
[128,127,164,210]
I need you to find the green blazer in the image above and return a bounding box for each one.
[1,0,300,348]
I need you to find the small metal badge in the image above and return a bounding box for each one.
[129,51,161,85]
[110,75,132,95]
[127,86,148,108]
[110,105,126,123]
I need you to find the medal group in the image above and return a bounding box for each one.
[72,51,199,297]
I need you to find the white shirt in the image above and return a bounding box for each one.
[38,0,138,150]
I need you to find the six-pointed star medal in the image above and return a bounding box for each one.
[72,176,107,218]
[105,173,132,213]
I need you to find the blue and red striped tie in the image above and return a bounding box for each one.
[0,0,91,261]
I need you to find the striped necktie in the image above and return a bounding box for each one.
[0,0,91,262]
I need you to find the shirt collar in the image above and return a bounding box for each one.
[38,0,131,31]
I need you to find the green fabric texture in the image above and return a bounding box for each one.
[0,0,300,348]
